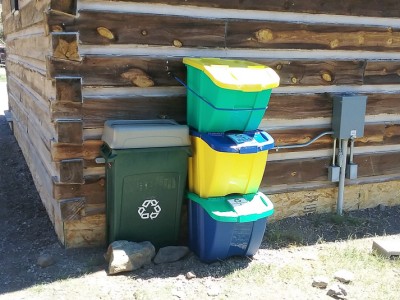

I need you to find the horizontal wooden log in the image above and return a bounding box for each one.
[263,152,400,188]
[53,177,105,204]
[78,92,400,130]
[45,9,76,33]
[226,21,400,51]
[64,12,226,47]
[3,0,49,35]
[270,123,400,153]
[82,96,186,128]
[48,56,366,87]
[64,214,106,248]
[6,76,54,141]
[51,142,83,161]
[50,0,77,15]
[51,101,83,120]
[110,0,400,18]
[268,179,400,222]
[6,60,55,102]
[6,34,51,62]
[364,61,400,85]
[51,140,102,161]
[49,10,400,52]
[52,123,400,164]
[267,93,400,120]
[8,92,55,179]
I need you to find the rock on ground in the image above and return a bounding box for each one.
[37,253,56,268]
[106,240,155,275]
[334,269,354,283]
[153,246,190,264]
[312,275,329,289]
[327,283,348,299]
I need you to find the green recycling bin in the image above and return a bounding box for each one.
[101,120,191,248]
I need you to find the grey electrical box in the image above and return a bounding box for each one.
[332,95,367,139]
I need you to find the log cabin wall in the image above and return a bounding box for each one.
[3,0,400,247]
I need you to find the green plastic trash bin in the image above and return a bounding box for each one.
[183,57,280,132]
[101,120,191,248]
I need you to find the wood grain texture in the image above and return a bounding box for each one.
[59,197,86,221]
[50,0,77,14]
[67,12,226,47]
[111,0,400,18]
[364,61,400,85]
[53,177,105,204]
[226,21,400,51]
[51,101,83,120]
[268,180,400,221]
[6,60,55,102]
[263,152,400,188]
[79,92,400,130]
[48,56,366,87]
[58,159,84,184]
[3,0,50,35]
[56,120,83,144]
[82,96,186,128]
[56,77,82,102]
[51,142,83,161]
[51,140,102,161]
[6,34,51,62]
[267,93,400,120]
[64,214,106,248]
[11,111,64,242]
[52,33,81,61]
[47,10,400,52]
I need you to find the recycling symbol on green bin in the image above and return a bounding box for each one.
[138,199,161,220]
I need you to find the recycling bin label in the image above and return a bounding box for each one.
[138,199,162,220]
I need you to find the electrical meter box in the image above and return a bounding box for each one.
[332,95,367,139]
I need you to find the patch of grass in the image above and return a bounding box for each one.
[226,262,273,284]
[329,214,365,226]
[311,212,366,227]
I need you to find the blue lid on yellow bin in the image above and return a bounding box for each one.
[183,58,280,92]
[188,192,274,223]
[190,130,274,154]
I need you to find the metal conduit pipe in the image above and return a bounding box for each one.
[273,131,334,151]
[337,139,349,215]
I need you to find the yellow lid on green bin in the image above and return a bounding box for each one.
[183,58,280,92]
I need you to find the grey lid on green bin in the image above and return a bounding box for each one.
[188,192,274,222]
[102,119,191,149]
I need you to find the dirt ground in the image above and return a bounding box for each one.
[0,114,399,300]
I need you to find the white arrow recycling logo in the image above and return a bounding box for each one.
[138,199,161,220]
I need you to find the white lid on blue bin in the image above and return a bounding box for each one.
[102,119,191,149]
[191,130,274,154]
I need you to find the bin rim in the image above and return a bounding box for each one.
[188,192,274,222]
[183,57,280,92]
[190,129,274,154]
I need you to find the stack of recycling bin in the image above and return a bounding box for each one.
[183,58,280,263]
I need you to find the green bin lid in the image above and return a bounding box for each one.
[188,192,274,223]
[183,58,280,92]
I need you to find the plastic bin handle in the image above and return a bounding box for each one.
[260,195,274,211]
